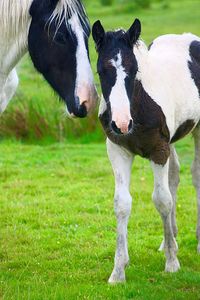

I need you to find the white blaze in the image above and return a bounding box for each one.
[110,52,132,133]
[68,14,97,114]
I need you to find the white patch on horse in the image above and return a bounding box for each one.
[0,69,19,113]
[110,52,132,133]
[98,95,107,116]
[0,0,31,40]
[68,14,97,113]
[134,34,200,138]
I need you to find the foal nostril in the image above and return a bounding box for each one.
[111,119,133,135]
[111,121,123,135]
[128,119,133,132]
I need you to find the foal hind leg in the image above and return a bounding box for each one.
[191,125,200,253]
[152,159,180,272]
[107,139,134,283]
[159,146,180,251]
[0,68,19,113]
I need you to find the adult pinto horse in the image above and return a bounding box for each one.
[0,0,97,117]
[93,19,200,283]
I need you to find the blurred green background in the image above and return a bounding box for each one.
[1,1,200,299]
[0,0,199,144]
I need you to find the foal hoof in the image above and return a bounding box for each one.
[165,258,180,273]
[108,269,126,284]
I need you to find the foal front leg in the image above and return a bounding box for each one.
[191,126,200,253]
[107,139,133,283]
[151,160,180,272]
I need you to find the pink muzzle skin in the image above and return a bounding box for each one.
[77,83,98,114]
[112,110,133,134]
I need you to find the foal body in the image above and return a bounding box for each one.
[92,20,200,283]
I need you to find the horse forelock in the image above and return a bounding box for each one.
[48,0,90,37]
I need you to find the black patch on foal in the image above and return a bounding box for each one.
[189,40,200,97]
[100,80,170,165]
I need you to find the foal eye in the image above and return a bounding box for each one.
[54,32,67,45]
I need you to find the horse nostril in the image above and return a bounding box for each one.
[111,121,123,135]
[128,119,133,132]
[81,100,89,111]
[71,96,88,118]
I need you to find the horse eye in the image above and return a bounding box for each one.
[54,32,67,45]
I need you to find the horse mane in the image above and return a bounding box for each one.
[0,0,89,41]
[0,0,31,39]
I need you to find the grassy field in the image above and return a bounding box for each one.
[1,137,200,299]
[1,0,200,299]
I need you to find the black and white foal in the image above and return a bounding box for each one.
[0,0,97,118]
[92,19,200,283]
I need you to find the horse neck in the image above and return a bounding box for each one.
[0,0,32,76]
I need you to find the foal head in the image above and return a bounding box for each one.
[28,0,98,118]
[92,19,141,134]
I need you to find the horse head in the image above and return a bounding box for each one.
[28,0,98,118]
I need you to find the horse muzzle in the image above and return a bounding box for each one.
[76,84,98,115]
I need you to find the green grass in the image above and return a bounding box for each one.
[0,0,200,142]
[1,0,200,298]
[1,137,200,299]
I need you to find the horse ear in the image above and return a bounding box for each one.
[92,20,105,51]
[126,19,141,46]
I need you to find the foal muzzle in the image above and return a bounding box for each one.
[111,119,133,135]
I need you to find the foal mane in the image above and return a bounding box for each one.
[0,0,89,41]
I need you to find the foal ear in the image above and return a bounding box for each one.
[126,19,141,46]
[92,20,105,51]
